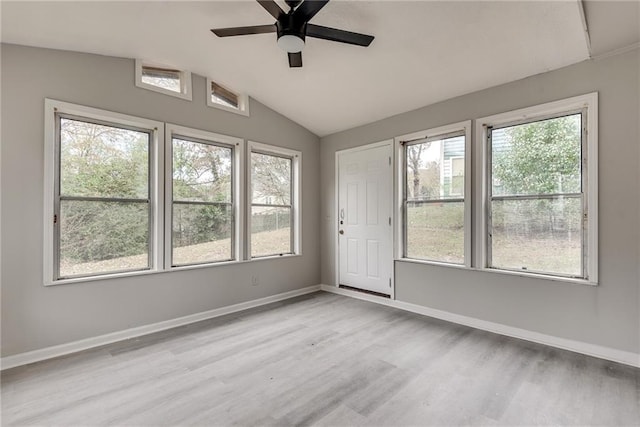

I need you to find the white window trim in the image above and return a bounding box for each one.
[394,120,472,268]
[135,59,192,101]
[164,124,244,268]
[206,78,250,117]
[247,141,302,259]
[476,92,598,285]
[43,99,165,286]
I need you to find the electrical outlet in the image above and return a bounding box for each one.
[251,275,259,286]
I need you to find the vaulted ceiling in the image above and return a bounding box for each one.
[2,1,638,137]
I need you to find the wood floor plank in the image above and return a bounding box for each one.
[2,291,638,426]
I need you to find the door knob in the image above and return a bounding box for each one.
[339,230,344,235]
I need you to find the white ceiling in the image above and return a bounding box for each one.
[0,1,635,137]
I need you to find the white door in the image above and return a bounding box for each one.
[338,143,393,295]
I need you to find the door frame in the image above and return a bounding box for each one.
[335,139,395,300]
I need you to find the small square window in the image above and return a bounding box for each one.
[135,60,192,101]
[206,78,249,116]
[142,66,182,93]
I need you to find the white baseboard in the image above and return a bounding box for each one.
[4,284,637,371]
[1,285,321,371]
[320,284,640,368]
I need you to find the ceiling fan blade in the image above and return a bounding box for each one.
[211,24,276,37]
[306,23,374,47]
[288,52,303,68]
[293,0,329,21]
[257,0,285,19]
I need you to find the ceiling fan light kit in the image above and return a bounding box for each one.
[277,34,305,53]
[211,0,374,67]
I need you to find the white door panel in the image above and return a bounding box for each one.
[338,144,392,295]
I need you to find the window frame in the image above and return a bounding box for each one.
[44,99,165,286]
[135,60,192,101]
[247,141,301,259]
[394,120,472,268]
[206,78,250,117]
[165,124,244,269]
[477,92,598,284]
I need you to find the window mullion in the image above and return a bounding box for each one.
[53,112,62,282]
[486,127,493,270]
[491,193,582,202]
[60,196,150,203]
[581,107,589,279]
[406,198,465,205]
[251,203,292,209]
[172,200,232,207]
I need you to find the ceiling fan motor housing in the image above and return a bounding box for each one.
[276,14,307,52]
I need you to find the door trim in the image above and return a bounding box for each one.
[335,140,395,300]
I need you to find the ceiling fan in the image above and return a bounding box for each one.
[211,0,375,68]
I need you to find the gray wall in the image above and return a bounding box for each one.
[0,44,321,357]
[320,49,640,354]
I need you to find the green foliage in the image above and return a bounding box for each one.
[172,204,232,249]
[491,197,582,236]
[59,119,151,267]
[60,119,149,198]
[170,138,233,251]
[60,201,149,264]
[490,115,583,265]
[59,121,235,268]
[492,115,581,195]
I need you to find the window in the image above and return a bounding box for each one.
[166,125,243,267]
[249,142,301,258]
[479,93,598,282]
[45,101,305,285]
[135,60,192,101]
[142,67,181,93]
[44,100,164,284]
[206,78,249,116]
[397,121,471,265]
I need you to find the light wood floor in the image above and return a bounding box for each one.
[2,292,639,426]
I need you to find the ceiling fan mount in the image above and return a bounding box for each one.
[211,0,375,68]
[284,0,303,9]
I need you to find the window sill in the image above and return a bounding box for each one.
[250,253,301,262]
[45,254,303,287]
[395,258,598,286]
[206,101,250,117]
[478,267,597,286]
[135,81,192,101]
[45,268,165,287]
[396,257,468,270]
